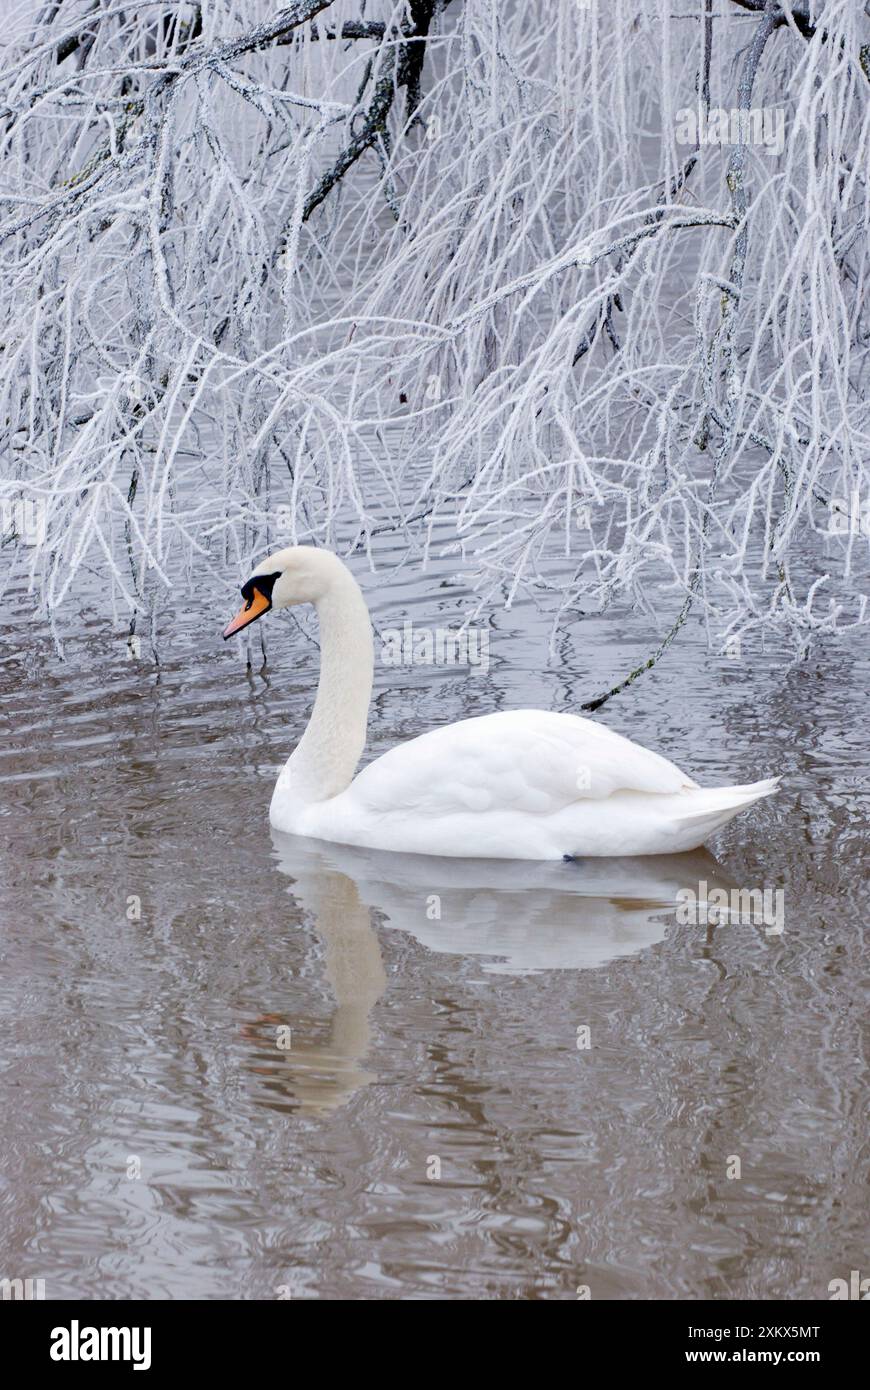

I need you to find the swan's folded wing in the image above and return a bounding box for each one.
[350,710,698,817]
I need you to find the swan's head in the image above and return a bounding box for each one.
[222,546,343,640]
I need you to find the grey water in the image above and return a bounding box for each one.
[0,530,867,1300]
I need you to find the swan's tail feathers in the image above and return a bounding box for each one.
[671,777,781,839]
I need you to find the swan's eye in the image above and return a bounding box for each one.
[240,571,281,605]
[223,571,282,640]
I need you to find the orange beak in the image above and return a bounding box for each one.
[223,585,271,640]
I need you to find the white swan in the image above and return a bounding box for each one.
[223,546,778,859]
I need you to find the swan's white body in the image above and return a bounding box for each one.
[228,547,778,859]
[276,708,778,858]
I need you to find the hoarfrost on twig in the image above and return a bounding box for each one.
[0,0,868,683]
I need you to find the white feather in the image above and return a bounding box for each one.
[244,548,780,860]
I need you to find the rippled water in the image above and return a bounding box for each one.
[1,534,867,1300]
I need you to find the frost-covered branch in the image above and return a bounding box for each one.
[1,0,868,678]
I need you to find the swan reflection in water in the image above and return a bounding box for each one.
[238,832,737,1114]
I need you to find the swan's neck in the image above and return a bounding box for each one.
[286,569,373,802]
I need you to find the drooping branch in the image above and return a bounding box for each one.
[299,0,444,225]
[1,0,867,673]
[580,0,793,711]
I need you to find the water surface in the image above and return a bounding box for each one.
[0,540,867,1299]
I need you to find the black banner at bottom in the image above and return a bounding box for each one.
[6,1297,864,1374]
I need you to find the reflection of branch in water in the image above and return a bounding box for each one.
[241,870,386,1116]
